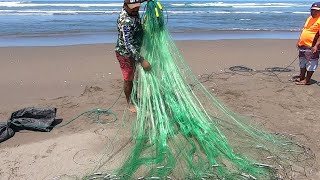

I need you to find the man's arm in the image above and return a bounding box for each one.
[312,35,320,53]
[121,23,151,71]
[121,24,143,62]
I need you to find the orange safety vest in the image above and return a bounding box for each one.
[298,16,320,47]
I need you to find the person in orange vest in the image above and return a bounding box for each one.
[296,2,320,85]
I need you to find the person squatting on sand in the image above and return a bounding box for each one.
[296,2,320,85]
[115,0,151,113]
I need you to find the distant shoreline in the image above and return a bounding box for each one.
[0,30,301,47]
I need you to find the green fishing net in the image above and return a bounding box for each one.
[84,1,314,179]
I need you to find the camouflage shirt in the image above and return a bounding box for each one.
[115,8,143,62]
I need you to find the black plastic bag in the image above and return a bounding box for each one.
[0,122,15,143]
[9,107,57,132]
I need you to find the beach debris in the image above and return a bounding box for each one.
[1,107,57,143]
[81,85,103,96]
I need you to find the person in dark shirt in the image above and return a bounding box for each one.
[115,0,151,112]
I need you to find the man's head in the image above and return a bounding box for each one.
[124,0,142,11]
[311,2,320,18]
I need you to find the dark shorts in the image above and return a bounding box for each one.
[116,52,135,81]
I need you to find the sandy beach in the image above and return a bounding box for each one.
[0,39,319,179]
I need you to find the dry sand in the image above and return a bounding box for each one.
[0,40,319,179]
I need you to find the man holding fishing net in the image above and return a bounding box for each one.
[115,0,151,113]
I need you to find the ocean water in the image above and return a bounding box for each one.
[0,0,315,46]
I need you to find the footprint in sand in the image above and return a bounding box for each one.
[46,143,57,154]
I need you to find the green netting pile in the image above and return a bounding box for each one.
[84,1,314,179]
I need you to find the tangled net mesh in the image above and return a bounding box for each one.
[82,1,315,179]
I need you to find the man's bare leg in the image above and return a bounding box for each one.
[299,67,307,81]
[305,71,314,85]
[296,71,313,85]
[124,80,136,113]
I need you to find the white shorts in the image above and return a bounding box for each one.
[299,57,319,71]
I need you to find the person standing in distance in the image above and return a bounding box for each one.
[296,2,320,85]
